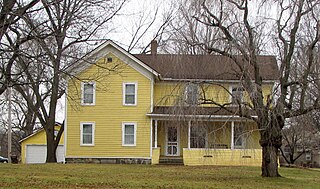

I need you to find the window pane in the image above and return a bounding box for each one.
[190,126,206,148]
[84,94,93,104]
[84,83,94,94]
[83,124,92,134]
[125,95,135,104]
[83,134,92,144]
[125,84,135,94]
[234,124,244,148]
[125,135,134,144]
[125,125,134,134]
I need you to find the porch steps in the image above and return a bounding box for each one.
[159,157,184,165]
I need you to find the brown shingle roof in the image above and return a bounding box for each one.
[150,106,255,116]
[134,54,279,81]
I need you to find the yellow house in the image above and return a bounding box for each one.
[65,40,278,166]
[20,124,64,164]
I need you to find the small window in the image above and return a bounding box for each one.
[185,83,199,105]
[81,82,95,105]
[234,123,245,149]
[231,86,244,104]
[80,122,95,146]
[107,57,113,62]
[123,82,137,106]
[122,122,137,146]
[306,152,311,161]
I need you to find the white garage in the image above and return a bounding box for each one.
[20,125,65,164]
[25,145,64,164]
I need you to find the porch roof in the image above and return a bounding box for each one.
[147,106,255,120]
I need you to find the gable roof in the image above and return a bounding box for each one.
[68,40,159,80]
[19,123,62,143]
[134,54,279,82]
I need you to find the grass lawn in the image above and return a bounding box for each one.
[0,164,319,189]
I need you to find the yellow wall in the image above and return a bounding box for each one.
[20,126,64,164]
[183,149,262,166]
[66,53,152,158]
[154,81,274,107]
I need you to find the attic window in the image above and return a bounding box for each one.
[107,57,113,62]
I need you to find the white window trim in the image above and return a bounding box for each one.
[229,85,244,105]
[81,81,96,106]
[80,122,95,146]
[122,122,137,146]
[123,82,138,106]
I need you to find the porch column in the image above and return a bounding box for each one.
[188,120,191,149]
[154,119,158,148]
[231,121,234,150]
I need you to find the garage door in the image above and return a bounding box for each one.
[26,145,64,164]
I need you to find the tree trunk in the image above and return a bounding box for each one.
[259,113,283,177]
[46,126,57,163]
[261,144,280,177]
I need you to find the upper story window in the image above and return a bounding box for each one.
[123,82,137,106]
[185,83,199,105]
[80,122,95,146]
[81,82,95,105]
[231,86,244,104]
[122,122,137,146]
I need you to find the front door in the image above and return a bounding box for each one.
[166,125,180,156]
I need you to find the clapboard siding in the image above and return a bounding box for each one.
[66,53,152,158]
[154,82,274,107]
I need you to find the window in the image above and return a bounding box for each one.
[190,125,207,148]
[123,82,137,106]
[306,152,311,161]
[81,82,95,105]
[107,57,113,62]
[185,83,199,105]
[122,122,137,146]
[231,86,244,104]
[234,123,245,149]
[80,122,95,146]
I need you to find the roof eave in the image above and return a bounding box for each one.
[67,40,160,79]
[160,77,278,83]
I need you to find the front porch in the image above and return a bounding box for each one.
[150,117,262,166]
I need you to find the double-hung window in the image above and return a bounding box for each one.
[122,122,136,146]
[123,82,137,106]
[81,82,95,105]
[231,86,244,104]
[80,122,95,146]
[233,123,245,149]
[185,83,199,105]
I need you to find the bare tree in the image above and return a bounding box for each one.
[0,0,41,95]
[6,0,126,163]
[280,114,319,166]
[165,0,320,177]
